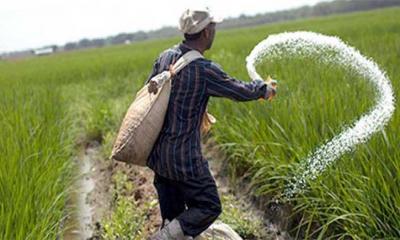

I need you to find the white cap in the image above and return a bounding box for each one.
[179,8,223,35]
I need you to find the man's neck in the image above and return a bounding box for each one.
[182,41,206,54]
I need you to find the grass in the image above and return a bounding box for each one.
[219,195,266,239]
[0,7,399,239]
[0,83,74,239]
[209,8,400,239]
[100,170,158,240]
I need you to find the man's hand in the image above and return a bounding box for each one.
[148,65,175,95]
[148,80,159,94]
[263,76,278,101]
[201,111,217,135]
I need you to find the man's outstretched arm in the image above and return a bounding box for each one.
[205,62,270,101]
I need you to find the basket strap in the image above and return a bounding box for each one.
[172,50,204,75]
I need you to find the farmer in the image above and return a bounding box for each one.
[147,8,277,240]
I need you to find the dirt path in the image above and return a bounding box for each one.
[203,139,291,240]
[64,139,290,239]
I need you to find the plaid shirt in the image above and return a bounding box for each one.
[146,43,267,181]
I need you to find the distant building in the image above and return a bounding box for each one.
[32,46,57,56]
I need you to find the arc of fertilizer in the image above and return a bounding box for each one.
[246,31,395,199]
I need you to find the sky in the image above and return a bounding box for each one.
[0,0,332,53]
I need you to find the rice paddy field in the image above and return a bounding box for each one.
[0,7,399,239]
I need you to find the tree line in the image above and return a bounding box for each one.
[62,0,400,51]
[2,0,399,58]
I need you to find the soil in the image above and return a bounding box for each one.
[202,138,292,240]
[85,143,162,239]
[66,138,292,240]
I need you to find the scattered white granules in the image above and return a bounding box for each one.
[246,31,395,199]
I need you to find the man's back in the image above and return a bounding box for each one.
[147,43,268,181]
[147,43,210,181]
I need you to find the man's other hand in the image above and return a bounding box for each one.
[148,80,159,94]
[263,76,277,101]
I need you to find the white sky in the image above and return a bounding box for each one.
[0,0,331,53]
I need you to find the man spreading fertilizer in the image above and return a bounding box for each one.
[147,8,277,240]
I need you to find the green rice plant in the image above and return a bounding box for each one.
[208,8,400,239]
[0,83,74,239]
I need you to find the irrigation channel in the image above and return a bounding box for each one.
[63,143,100,240]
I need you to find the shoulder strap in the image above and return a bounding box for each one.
[172,50,203,74]
[146,50,203,91]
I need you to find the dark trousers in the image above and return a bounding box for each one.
[153,166,222,237]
